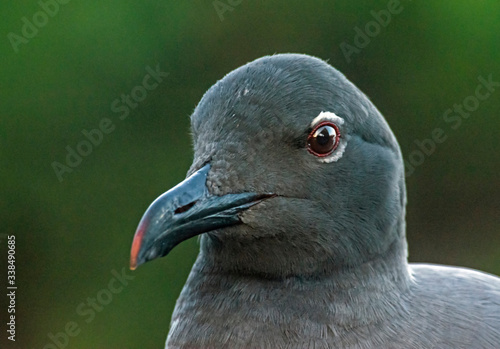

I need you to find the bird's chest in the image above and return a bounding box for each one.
[165,280,403,349]
[168,299,333,348]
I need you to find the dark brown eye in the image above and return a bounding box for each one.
[307,121,340,157]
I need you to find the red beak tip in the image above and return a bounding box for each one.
[130,224,147,271]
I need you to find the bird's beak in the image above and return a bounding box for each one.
[130,164,273,270]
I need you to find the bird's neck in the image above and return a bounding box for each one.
[175,237,411,329]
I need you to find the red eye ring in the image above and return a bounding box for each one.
[307,121,341,157]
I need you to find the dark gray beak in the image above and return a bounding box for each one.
[130,164,273,269]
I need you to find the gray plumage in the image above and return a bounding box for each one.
[133,54,500,348]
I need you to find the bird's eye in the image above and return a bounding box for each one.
[307,122,340,157]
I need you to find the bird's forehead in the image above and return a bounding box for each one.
[190,58,346,145]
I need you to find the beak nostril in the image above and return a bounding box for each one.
[175,201,197,215]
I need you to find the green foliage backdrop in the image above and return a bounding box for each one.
[1,1,499,348]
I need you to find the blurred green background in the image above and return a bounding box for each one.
[1,0,499,348]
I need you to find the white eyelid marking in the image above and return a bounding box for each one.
[310,111,345,128]
[311,111,348,163]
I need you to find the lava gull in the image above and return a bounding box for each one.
[130,54,500,348]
